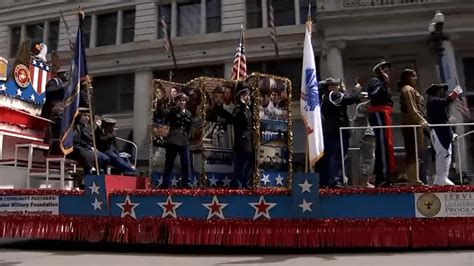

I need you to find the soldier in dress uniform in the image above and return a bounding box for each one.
[232,83,254,189]
[41,66,69,152]
[161,93,193,188]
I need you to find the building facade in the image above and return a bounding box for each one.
[1,0,473,175]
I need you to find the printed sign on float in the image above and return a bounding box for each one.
[0,195,59,215]
[415,192,474,218]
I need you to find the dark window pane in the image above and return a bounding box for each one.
[82,15,92,48]
[299,0,316,24]
[154,65,224,83]
[122,9,135,43]
[206,0,221,33]
[48,21,59,51]
[178,0,201,36]
[10,26,21,57]
[97,12,117,46]
[272,0,295,26]
[464,58,474,92]
[93,73,135,114]
[158,5,171,39]
[246,0,262,29]
[26,23,43,43]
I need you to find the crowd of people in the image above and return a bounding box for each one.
[318,60,464,188]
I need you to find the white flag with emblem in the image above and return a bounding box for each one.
[300,19,324,164]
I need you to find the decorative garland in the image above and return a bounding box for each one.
[109,187,290,197]
[0,189,84,196]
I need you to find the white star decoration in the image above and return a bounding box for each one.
[45,65,50,71]
[43,98,46,104]
[261,174,270,185]
[115,195,140,219]
[249,196,277,220]
[208,175,218,186]
[32,60,37,65]
[275,174,284,186]
[0,84,6,91]
[298,199,313,213]
[16,89,22,96]
[39,62,44,68]
[157,175,163,187]
[222,176,231,187]
[170,176,179,187]
[202,196,228,220]
[30,94,35,101]
[298,179,313,193]
[91,198,103,211]
[157,196,182,218]
[88,181,100,195]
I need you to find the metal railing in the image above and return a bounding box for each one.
[341,0,443,10]
[116,137,138,168]
[339,122,474,185]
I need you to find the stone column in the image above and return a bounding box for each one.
[133,70,153,160]
[324,40,346,81]
[116,10,123,45]
[20,24,26,43]
[294,0,301,24]
[90,15,97,48]
[171,0,178,38]
[42,21,49,45]
[200,0,206,34]
[262,0,268,28]
[224,62,233,79]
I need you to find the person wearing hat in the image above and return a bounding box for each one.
[70,108,109,175]
[41,65,69,152]
[366,60,396,187]
[398,69,429,185]
[232,83,254,189]
[426,83,462,185]
[319,77,361,188]
[95,117,138,176]
[161,92,193,188]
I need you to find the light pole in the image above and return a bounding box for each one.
[428,10,447,83]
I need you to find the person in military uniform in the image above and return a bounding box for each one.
[41,66,69,153]
[70,108,109,175]
[161,93,193,188]
[426,83,462,185]
[232,83,254,189]
[95,118,138,176]
[366,60,395,187]
[319,78,361,188]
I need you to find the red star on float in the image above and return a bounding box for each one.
[157,196,183,218]
[249,196,277,220]
[202,196,228,219]
[115,195,140,219]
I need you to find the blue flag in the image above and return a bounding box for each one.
[60,17,88,155]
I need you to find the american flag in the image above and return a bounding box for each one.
[161,16,177,69]
[29,57,51,95]
[268,1,279,57]
[231,25,247,80]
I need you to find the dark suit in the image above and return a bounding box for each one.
[70,121,109,174]
[162,107,193,188]
[232,101,254,188]
[95,127,137,176]
[41,78,65,146]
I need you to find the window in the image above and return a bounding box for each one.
[26,23,43,43]
[464,58,474,92]
[246,0,262,29]
[48,21,59,51]
[93,74,135,114]
[248,58,320,100]
[206,0,221,33]
[153,65,224,83]
[271,0,295,26]
[158,5,171,39]
[9,26,21,57]
[82,15,92,48]
[178,0,201,36]
[122,9,135,43]
[299,0,317,24]
[97,12,117,46]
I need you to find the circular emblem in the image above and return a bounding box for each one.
[14,64,30,88]
[416,193,441,217]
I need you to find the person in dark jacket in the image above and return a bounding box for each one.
[426,83,462,185]
[41,67,68,152]
[70,108,109,175]
[366,60,395,187]
[161,93,193,188]
[232,83,254,189]
[320,77,361,187]
[95,118,138,176]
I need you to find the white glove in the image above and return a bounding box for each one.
[453,85,463,95]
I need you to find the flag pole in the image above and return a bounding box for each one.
[236,25,243,80]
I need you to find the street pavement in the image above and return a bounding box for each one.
[0,238,473,266]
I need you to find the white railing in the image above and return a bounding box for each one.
[341,0,442,10]
[339,122,474,186]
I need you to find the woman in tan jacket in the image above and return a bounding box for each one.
[399,69,429,185]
